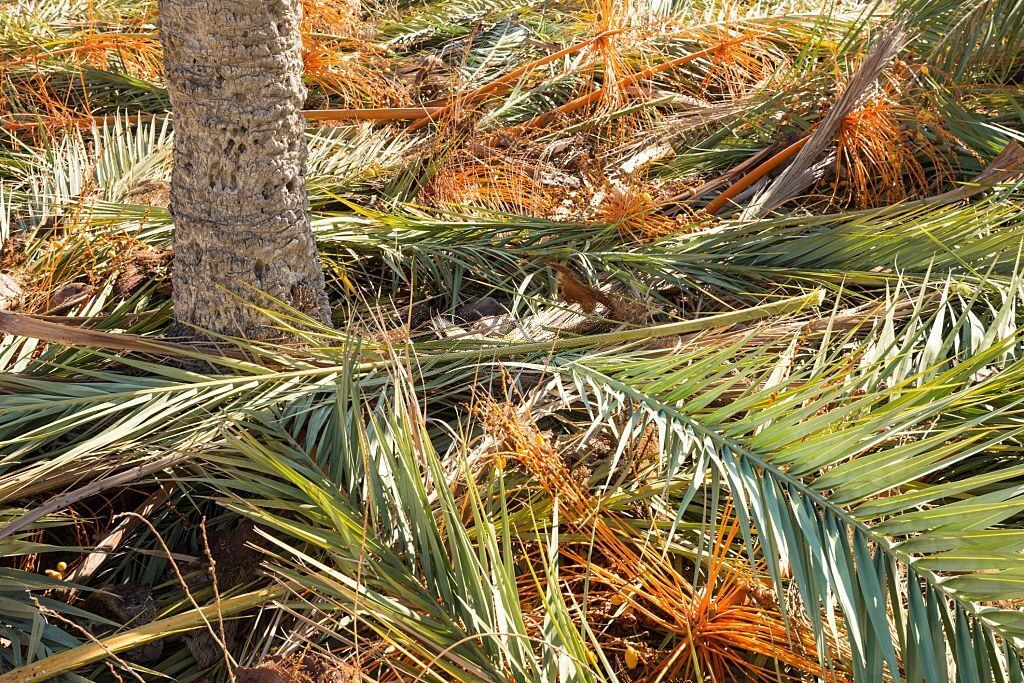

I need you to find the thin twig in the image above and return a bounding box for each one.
[198,517,234,682]
[116,512,239,673]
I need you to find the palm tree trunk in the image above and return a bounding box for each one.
[158,0,330,338]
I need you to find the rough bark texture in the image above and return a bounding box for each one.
[159,0,331,338]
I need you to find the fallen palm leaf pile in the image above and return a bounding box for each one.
[3,0,1024,680]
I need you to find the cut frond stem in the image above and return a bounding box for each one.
[704,136,810,215]
[0,310,261,368]
[0,453,189,543]
[0,293,823,387]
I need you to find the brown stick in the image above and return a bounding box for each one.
[26,310,163,327]
[0,310,203,357]
[0,113,162,131]
[703,135,809,215]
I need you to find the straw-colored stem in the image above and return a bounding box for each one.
[2,586,289,683]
